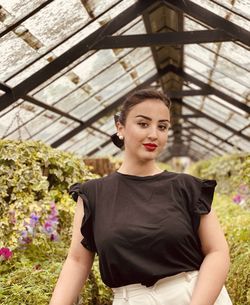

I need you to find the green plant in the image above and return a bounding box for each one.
[188,153,250,210]
[1,141,249,305]
[0,237,69,305]
[189,153,249,189]
[213,194,250,305]
[0,139,96,250]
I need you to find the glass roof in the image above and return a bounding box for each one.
[0,0,249,161]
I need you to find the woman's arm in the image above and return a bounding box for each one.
[49,197,95,305]
[189,210,230,305]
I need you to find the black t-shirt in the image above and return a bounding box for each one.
[69,170,216,288]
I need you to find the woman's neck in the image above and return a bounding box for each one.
[118,158,162,177]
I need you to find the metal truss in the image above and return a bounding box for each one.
[51,72,160,147]
[1,0,249,111]
[163,0,250,46]
[185,120,243,152]
[165,65,250,114]
[94,30,232,49]
[179,99,249,142]
[0,0,54,38]
[2,49,146,139]
[0,0,156,111]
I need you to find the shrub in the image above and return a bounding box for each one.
[0,141,249,304]
[188,153,250,197]
[0,139,95,250]
[214,194,250,305]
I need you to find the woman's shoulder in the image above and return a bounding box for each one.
[77,172,118,189]
[69,173,117,202]
[163,171,200,184]
[164,171,216,192]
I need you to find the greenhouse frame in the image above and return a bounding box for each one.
[0,0,249,159]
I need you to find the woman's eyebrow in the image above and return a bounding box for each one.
[135,115,170,123]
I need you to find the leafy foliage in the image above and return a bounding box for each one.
[188,153,250,210]
[214,195,250,305]
[0,139,95,250]
[0,141,249,305]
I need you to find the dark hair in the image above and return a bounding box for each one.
[111,88,171,148]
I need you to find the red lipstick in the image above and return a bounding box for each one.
[143,143,158,151]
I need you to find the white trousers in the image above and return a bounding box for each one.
[112,271,232,305]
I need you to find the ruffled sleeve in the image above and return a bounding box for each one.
[183,176,217,231]
[193,179,217,215]
[69,182,97,252]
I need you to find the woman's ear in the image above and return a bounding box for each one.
[116,121,124,137]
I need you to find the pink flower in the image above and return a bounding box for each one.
[42,202,60,242]
[0,247,13,260]
[233,194,243,204]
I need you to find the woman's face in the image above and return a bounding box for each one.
[118,99,170,161]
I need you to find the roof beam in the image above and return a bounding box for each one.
[187,132,227,154]
[200,124,250,157]
[159,146,203,162]
[4,2,136,84]
[166,89,212,98]
[181,71,250,114]
[189,138,223,155]
[25,95,83,124]
[94,30,232,49]
[163,0,250,46]
[0,0,55,38]
[179,99,250,142]
[0,0,156,112]
[188,148,204,160]
[166,65,250,114]
[186,120,243,151]
[180,114,203,119]
[87,139,113,156]
[52,62,249,148]
[3,50,148,139]
[0,82,12,94]
[169,132,227,152]
[51,73,159,148]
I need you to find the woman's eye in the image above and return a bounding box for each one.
[158,125,168,131]
[138,122,148,128]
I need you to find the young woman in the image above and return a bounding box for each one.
[49,89,232,305]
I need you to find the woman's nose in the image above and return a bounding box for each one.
[147,127,158,140]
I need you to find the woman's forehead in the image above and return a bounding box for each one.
[128,99,170,118]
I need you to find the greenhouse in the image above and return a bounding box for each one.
[0,0,249,305]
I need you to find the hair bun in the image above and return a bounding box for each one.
[111,133,124,149]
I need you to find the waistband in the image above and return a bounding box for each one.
[112,271,199,300]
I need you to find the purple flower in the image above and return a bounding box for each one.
[19,230,33,244]
[42,202,60,242]
[30,213,40,227]
[233,194,243,204]
[0,247,13,260]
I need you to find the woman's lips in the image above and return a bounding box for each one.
[143,143,157,151]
